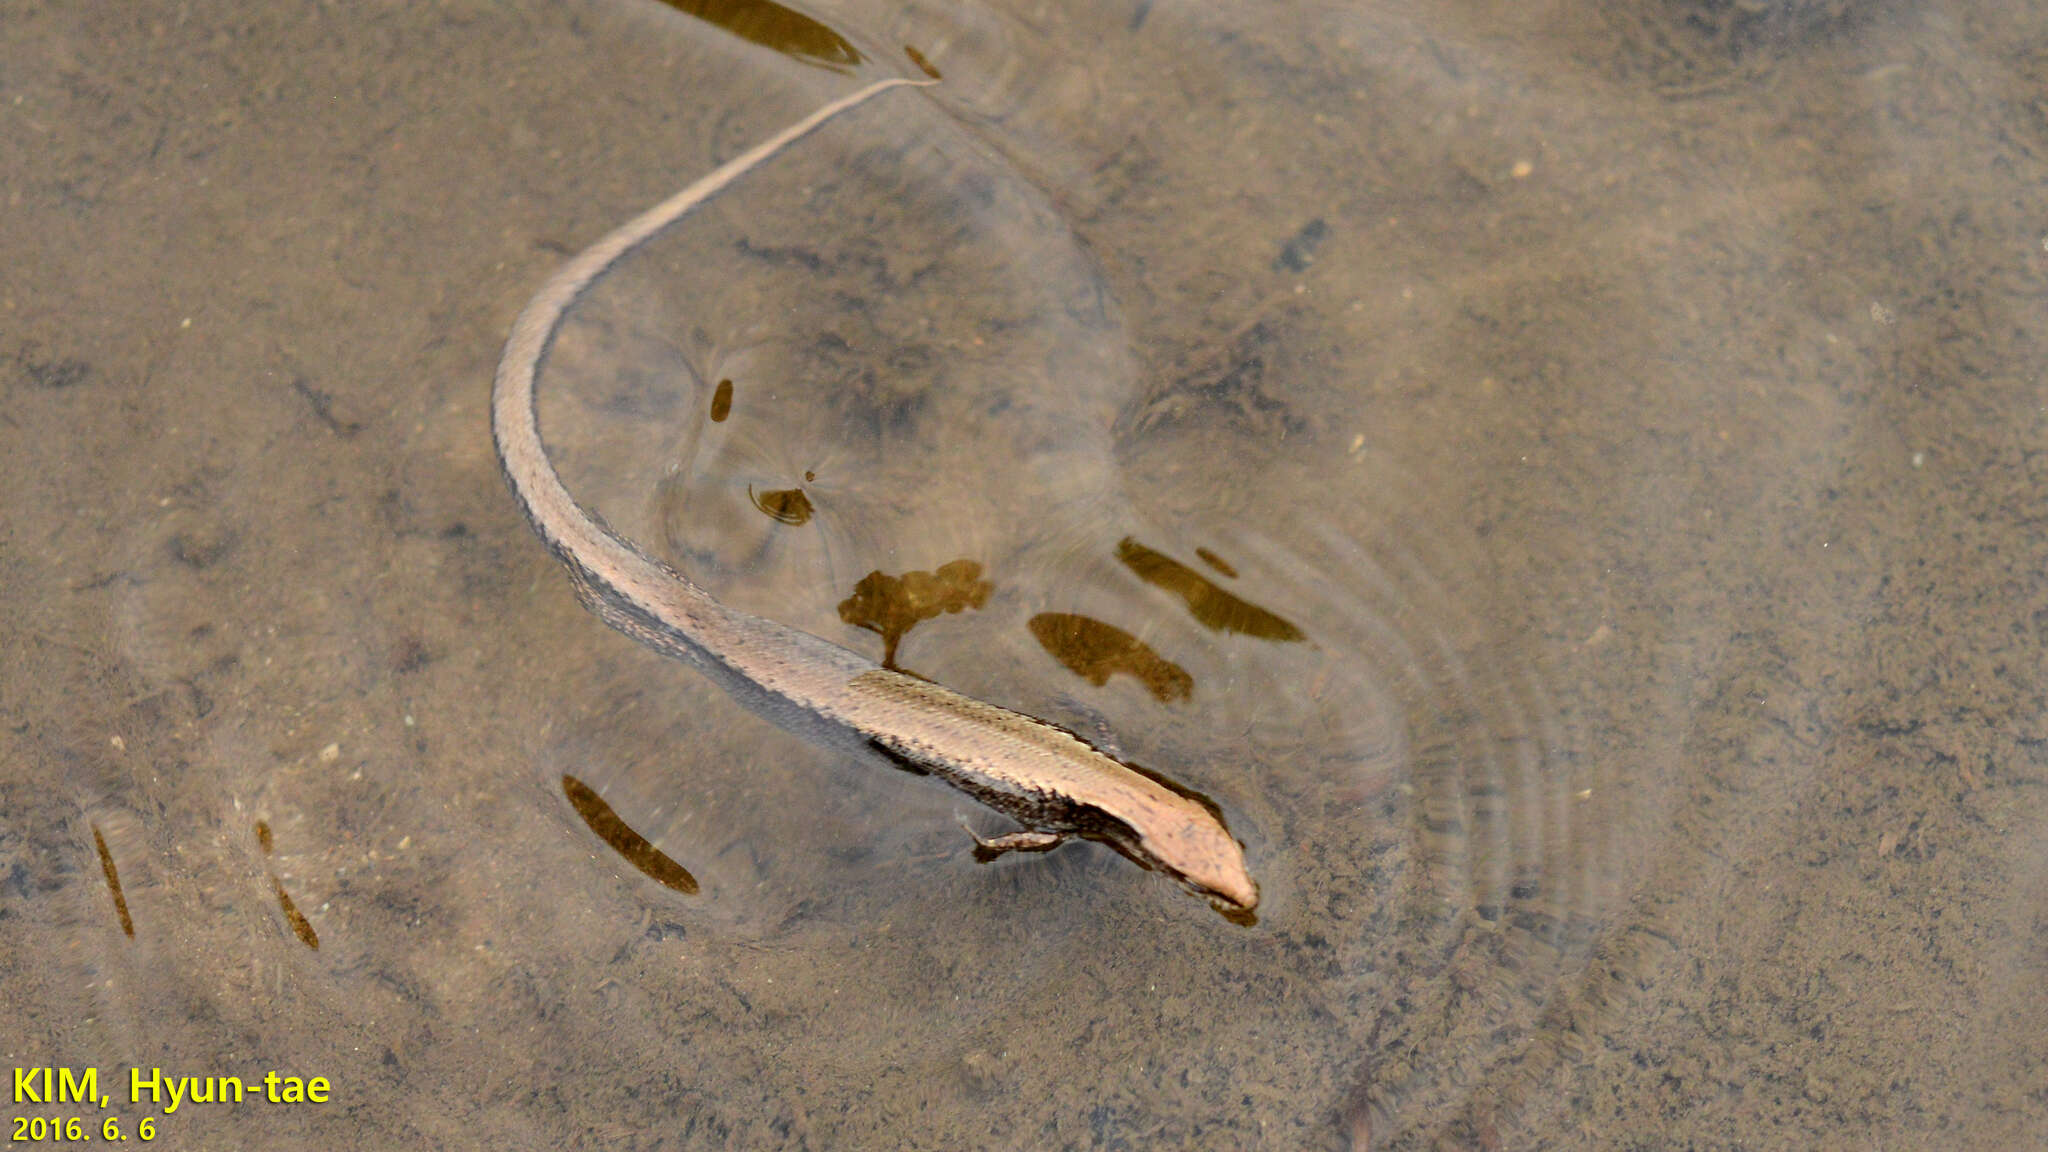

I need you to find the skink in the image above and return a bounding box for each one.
[491,77,1257,916]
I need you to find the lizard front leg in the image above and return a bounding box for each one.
[957,815,1067,862]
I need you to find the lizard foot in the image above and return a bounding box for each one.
[958,816,1066,863]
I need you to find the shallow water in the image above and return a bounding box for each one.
[4,0,2045,1147]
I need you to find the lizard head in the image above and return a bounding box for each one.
[1147,824,1260,918]
[1081,763,1261,920]
[1100,812,1257,920]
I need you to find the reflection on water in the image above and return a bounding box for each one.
[91,825,135,939]
[266,875,322,951]
[835,558,993,670]
[744,481,815,525]
[5,0,2046,1147]
[1116,535,1307,641]
[902,43,943,81]
[1193,545,1238,578]
[255,820,323,950]
[1027,611,1193,703]
[652,0,864,72]
[562,775,701,895]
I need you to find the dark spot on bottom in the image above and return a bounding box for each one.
[562,775,699,895]
[92,824,134,938]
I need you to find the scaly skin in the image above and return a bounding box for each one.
[490,77,1257,915]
